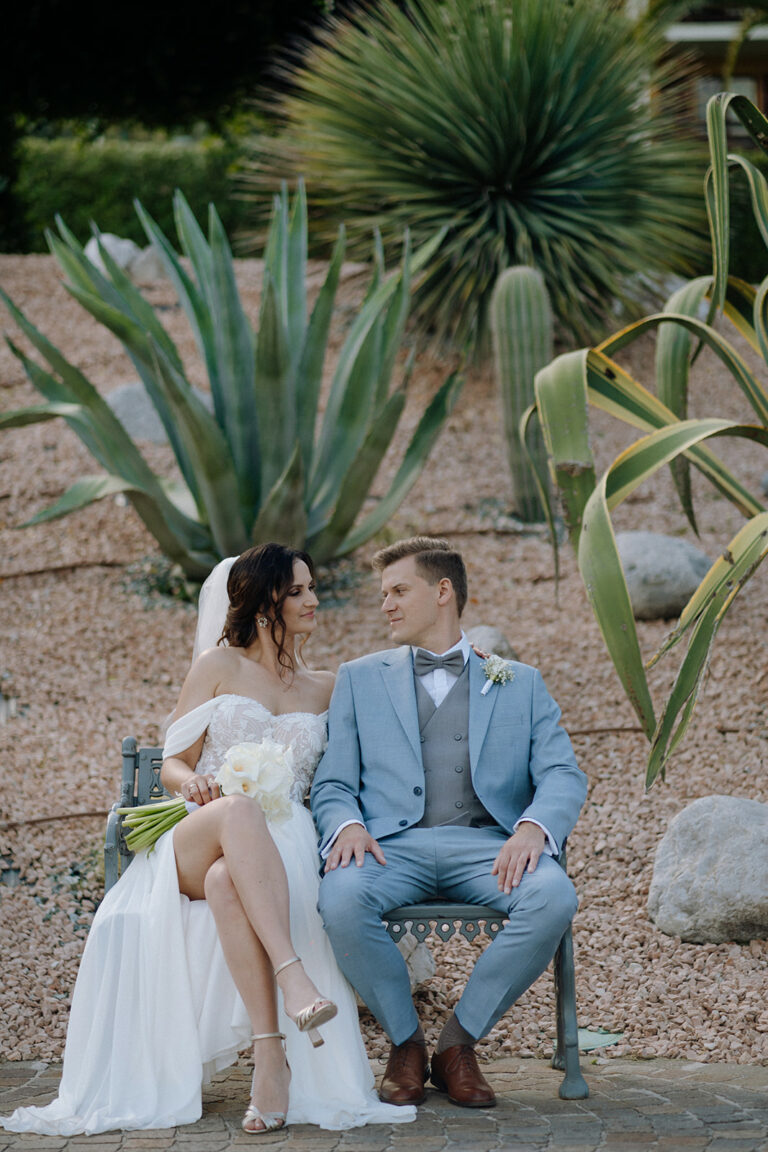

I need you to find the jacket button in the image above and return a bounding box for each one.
[455,801,464,809]
[454,765,463,773]
[399,819,408,826]
[413,786,423,796]
[420,736,425,743]
[454,734,462,741]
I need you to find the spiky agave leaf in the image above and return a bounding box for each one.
[1,186,460,577]
[533,90,768,785]
[243,0,705,346]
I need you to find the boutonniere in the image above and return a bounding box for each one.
[481,654,515,695]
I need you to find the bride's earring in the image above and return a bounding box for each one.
[256,615,269,629]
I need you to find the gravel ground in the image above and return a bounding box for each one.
[0,255,766,1068]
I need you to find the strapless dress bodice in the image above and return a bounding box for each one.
[194,694,328,804]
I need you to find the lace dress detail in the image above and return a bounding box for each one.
[195,695,327,806]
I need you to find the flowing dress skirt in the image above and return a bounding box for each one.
[1,802,414,1134]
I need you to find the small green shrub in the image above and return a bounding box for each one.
[15,137,249,251]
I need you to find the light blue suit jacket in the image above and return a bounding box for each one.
[310,647,587,854]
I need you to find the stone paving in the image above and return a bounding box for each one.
[1,1057,766,1152]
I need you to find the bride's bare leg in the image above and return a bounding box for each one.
[172,795,325,1018]
[204,859,289,1132]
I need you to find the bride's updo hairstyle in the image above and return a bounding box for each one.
[220,542,315,674]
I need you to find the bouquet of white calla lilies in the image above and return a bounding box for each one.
[117,739,295,855]
[214,739,295,823]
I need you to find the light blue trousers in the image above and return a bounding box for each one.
[316,826,578,1045]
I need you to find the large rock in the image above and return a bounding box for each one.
[464,625,519,662]
[84,233,142,275]
[616,531,711,620]
[647,795,768,943]
[355,937,435,1007]
[398,936,436,991]
[84,235,169,283]
[129,245,169,283]
[107,382,213,443]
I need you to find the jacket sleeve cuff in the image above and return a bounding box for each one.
[513,817,558,857]
[320,819,366,859]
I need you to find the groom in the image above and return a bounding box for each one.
[310,537,586,1108]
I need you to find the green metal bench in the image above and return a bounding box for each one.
[106,737,588,1100]
[384,866,588,1100]
[104,738,167,892]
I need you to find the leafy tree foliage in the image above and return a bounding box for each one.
[1,0,342,248]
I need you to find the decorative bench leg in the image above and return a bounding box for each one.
[552,924,589,1099]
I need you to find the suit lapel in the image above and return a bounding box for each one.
[381,647,423,763]
[468,650,498,769]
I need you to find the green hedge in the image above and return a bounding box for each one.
[15,136,250,252]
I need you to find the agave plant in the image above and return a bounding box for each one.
[243,0,705,348]
[533,92,768,788]
[0,185,462,578]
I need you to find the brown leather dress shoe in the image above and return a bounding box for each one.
[430,1044,496,1107]
[378,1040,429,1105]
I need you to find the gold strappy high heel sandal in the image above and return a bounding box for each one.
[273,956,337,1048]
[242,1032,288,1135]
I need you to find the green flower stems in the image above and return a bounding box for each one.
[116,796,188,854]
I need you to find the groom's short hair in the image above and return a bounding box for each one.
[372,536,468,616]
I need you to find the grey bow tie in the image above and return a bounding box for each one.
[413,649,466,676]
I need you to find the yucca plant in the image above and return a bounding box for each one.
[533,92,768,788]
[243,0,705,348]
[0,185,462,578]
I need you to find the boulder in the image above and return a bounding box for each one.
[647,795,768,943]
[355,937,435,1006]
[84,235,168,283]
[616,531,711,620]
[84,233,142,275]
[398,936,436,991]
[130,245,169,283]
[107,382,213,443]
[465,625,518,662]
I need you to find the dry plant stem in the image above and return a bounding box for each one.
[0,812,109,830]
[0,561,125,579]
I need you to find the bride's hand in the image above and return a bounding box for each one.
[181,773,221,805]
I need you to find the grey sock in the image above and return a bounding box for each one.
[405,1023,426,1048]
[436,1012,476,1054]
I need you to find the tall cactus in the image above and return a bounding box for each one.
[491,266,553,523]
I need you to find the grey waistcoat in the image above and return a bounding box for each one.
[414,664,492,828]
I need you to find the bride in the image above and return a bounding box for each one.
[1,543,415,1136]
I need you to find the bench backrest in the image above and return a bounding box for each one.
[121,737,165,808]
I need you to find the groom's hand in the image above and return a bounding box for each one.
[491,822,545,893]
[324,824,387,871]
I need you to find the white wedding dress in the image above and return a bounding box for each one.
[1,694,414,1135]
